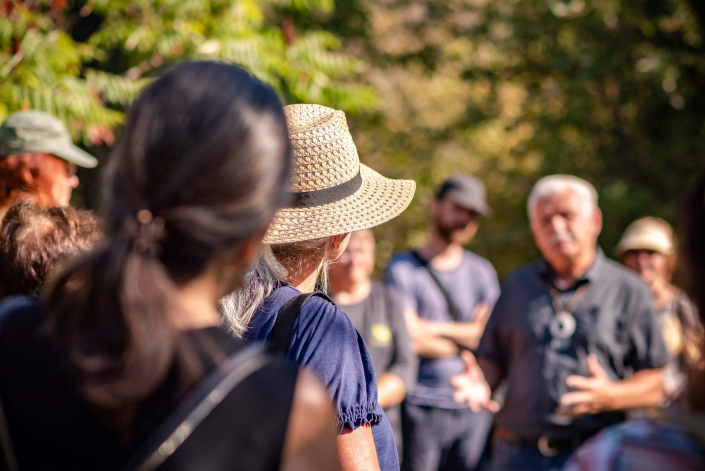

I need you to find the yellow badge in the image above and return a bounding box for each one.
[371,323,393,347]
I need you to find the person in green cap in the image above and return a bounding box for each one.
[0,110,97,220]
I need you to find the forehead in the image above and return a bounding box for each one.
[348,231,375,249]
[535,190,588,215]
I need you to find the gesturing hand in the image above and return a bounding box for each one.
[450,350,500,413]
[557,354,616,418]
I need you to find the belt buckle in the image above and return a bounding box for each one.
[537,435,560,457]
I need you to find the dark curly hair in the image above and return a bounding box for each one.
[0,200,101,299]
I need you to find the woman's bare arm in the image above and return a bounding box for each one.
[281,368,340,471]
[337,424,380,471]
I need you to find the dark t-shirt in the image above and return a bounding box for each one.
[336,282,417,451]
[476,250,670,437]
[0,297,298,471]
[244,283,400,471]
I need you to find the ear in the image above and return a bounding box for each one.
[429,198,439,217]
[329,232,350,250]
[241,228,267,267]
[19,165,36,186]
[592,207,603,237]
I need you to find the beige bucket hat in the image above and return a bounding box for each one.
[615,217,675,257]
[263,104,415,244]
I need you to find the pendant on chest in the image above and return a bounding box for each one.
[549,311,576,339]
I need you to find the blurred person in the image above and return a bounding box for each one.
[220,103,416,471]
[616,217,702,401]
[0,62,339,471]
[329,229,417,457]
[0,200,101,300]
[452,175,670,471]
[562,172,705,470]
[386,174,500,471]
[0,110,98,220]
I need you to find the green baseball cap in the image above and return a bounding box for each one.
[0,110,98,168]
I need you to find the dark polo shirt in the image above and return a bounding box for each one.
[476,249,669,438]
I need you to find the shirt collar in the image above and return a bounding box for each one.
[540,247,606,286]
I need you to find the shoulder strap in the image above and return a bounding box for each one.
[269,292,333,354]
[411,251,461,322]
[123,343,271,471]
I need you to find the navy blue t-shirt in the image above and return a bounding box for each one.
[244,283,399,471]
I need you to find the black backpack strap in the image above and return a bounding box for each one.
[411,251,461,322]
[269,292,333,354]
[123,343,271,471]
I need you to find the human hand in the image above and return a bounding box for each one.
[450,350,500,413]
[557,354,616,418]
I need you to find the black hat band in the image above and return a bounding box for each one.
[291,170,362,208]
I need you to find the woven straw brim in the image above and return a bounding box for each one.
[263,164,415,244]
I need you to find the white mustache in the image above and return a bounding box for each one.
[548,232,576,245]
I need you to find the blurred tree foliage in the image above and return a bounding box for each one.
[301,0,705,278]
[3,0,705,279]
[0,0,374,144]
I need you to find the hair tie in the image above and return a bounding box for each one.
[121,210,165,256]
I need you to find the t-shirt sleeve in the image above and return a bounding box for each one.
[475,278,511,368]
[385,287,417,389]
[478,260,501,308]
[625,282,670,371]
[288,297,381,433]
[386,258,419,312]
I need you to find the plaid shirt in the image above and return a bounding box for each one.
[564,419,705,471]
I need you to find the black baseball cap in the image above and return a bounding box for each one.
[436,174,492,217]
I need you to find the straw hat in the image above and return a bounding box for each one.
[263,104,415,244]
[615,217,675,257]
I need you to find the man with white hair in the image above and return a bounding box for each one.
[452,175,669,470]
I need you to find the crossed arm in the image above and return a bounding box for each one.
[404,303,492,358]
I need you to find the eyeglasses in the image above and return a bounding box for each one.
[64,161,77,178]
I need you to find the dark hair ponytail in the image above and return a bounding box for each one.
[45,61,291,426]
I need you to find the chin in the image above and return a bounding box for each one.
[451,235,473,246]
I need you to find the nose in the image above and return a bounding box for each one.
[637,251,652,266]
[69,175,79,189]
[549,214,567,233]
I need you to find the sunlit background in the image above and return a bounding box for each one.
[2,0,703,278]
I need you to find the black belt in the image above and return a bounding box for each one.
[494,427,595,457]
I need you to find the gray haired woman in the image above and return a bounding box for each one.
[221,104,415,471]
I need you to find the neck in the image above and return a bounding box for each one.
[330,278,371,305]
[173,272,221,330]
[551,248,596,287]
[650,278,675,310]
[418,230,464,270]
[287,258,324,294]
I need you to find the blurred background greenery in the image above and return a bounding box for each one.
[2,0,704,279]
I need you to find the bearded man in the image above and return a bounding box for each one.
[387,174,500,471]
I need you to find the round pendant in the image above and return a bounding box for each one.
[550,312,576,339]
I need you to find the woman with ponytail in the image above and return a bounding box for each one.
[0,62,338,471]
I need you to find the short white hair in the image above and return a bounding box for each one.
[527,175,598,222]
